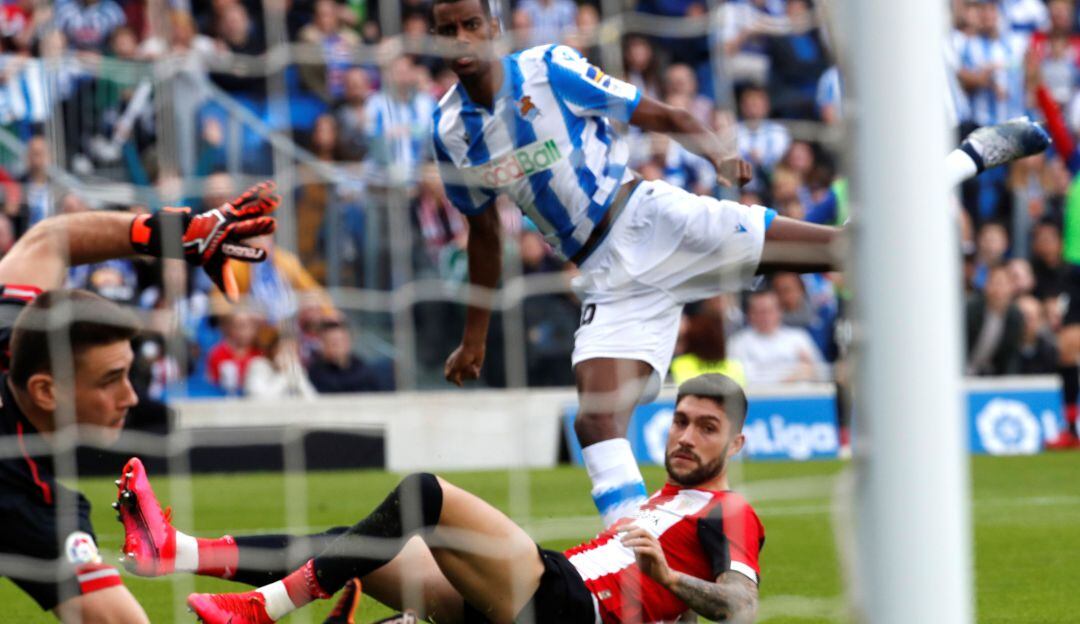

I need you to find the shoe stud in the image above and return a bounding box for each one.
[111,501,119,509]
[126,471,134,478]
[115,479,122,486]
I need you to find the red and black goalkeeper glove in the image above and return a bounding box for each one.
[129,180,279,301]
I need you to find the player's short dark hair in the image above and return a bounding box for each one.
[432,0,492,19]
[9,289,140,389]
[676,374,749,432]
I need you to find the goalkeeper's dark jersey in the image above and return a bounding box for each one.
[0,284,122,610]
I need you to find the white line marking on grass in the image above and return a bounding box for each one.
[757,595,845,621]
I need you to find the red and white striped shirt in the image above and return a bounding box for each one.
[565,484,764,624]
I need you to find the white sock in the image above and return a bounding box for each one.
[582,438,648,527]
[944,148,979,187]
[174,530,199,573]
[258,580,297,621]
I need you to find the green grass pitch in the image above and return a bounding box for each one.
[2,453,1078,622]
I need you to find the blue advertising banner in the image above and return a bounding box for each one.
[563,377,1065,464]
[967,378,1065,455]
[563,390,839,464]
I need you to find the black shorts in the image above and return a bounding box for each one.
[463,547,596,624]
[0,489,120,610]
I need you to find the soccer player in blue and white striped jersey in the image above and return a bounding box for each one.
[432,0,1051,528]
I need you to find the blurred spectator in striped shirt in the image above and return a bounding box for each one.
[54,0,126,53]
[362,55,435,187]
[517,0,577,48]
[1000,0,1049,34]
[953,0,1024,128]
[299,0,362,103]
[736,84,791,176]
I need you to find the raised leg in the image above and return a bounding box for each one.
[574,357,654,526]
[759,216,843,274]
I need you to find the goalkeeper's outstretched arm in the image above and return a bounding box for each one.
[0,181,279,298]
[0,211,140,291]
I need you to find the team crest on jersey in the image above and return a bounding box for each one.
[65,531,102,566]
[518,95,539,121]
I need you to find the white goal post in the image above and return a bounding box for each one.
[844,0,974,622]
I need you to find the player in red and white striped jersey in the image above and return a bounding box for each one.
[122,373,762,624]
[566,475,762,623]
[564,373,763,623]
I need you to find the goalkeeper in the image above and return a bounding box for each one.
[0,183,277,622]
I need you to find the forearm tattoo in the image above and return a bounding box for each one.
[668,572,758,623]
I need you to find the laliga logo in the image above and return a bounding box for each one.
[65,531,102,566]
[975,398,1041,455]
[743,415,838,460]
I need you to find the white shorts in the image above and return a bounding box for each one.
[571,180,768,399]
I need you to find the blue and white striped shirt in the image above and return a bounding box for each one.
[1000,0,1048,34]
[517,0,578,49]
[363,90,437,186]
[736,120,791,172]
[54,0,126,51]
[432,45,640,260]
[954,32,1023,126]
[0,57,53,125]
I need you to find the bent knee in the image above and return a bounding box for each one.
[397,473,445,527]
[574,411,622,446]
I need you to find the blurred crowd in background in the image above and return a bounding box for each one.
[1,0,1079,446]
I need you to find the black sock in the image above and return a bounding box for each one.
[1061,365,1079,406]
[229,528,347,587]
[312,473,443,594]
